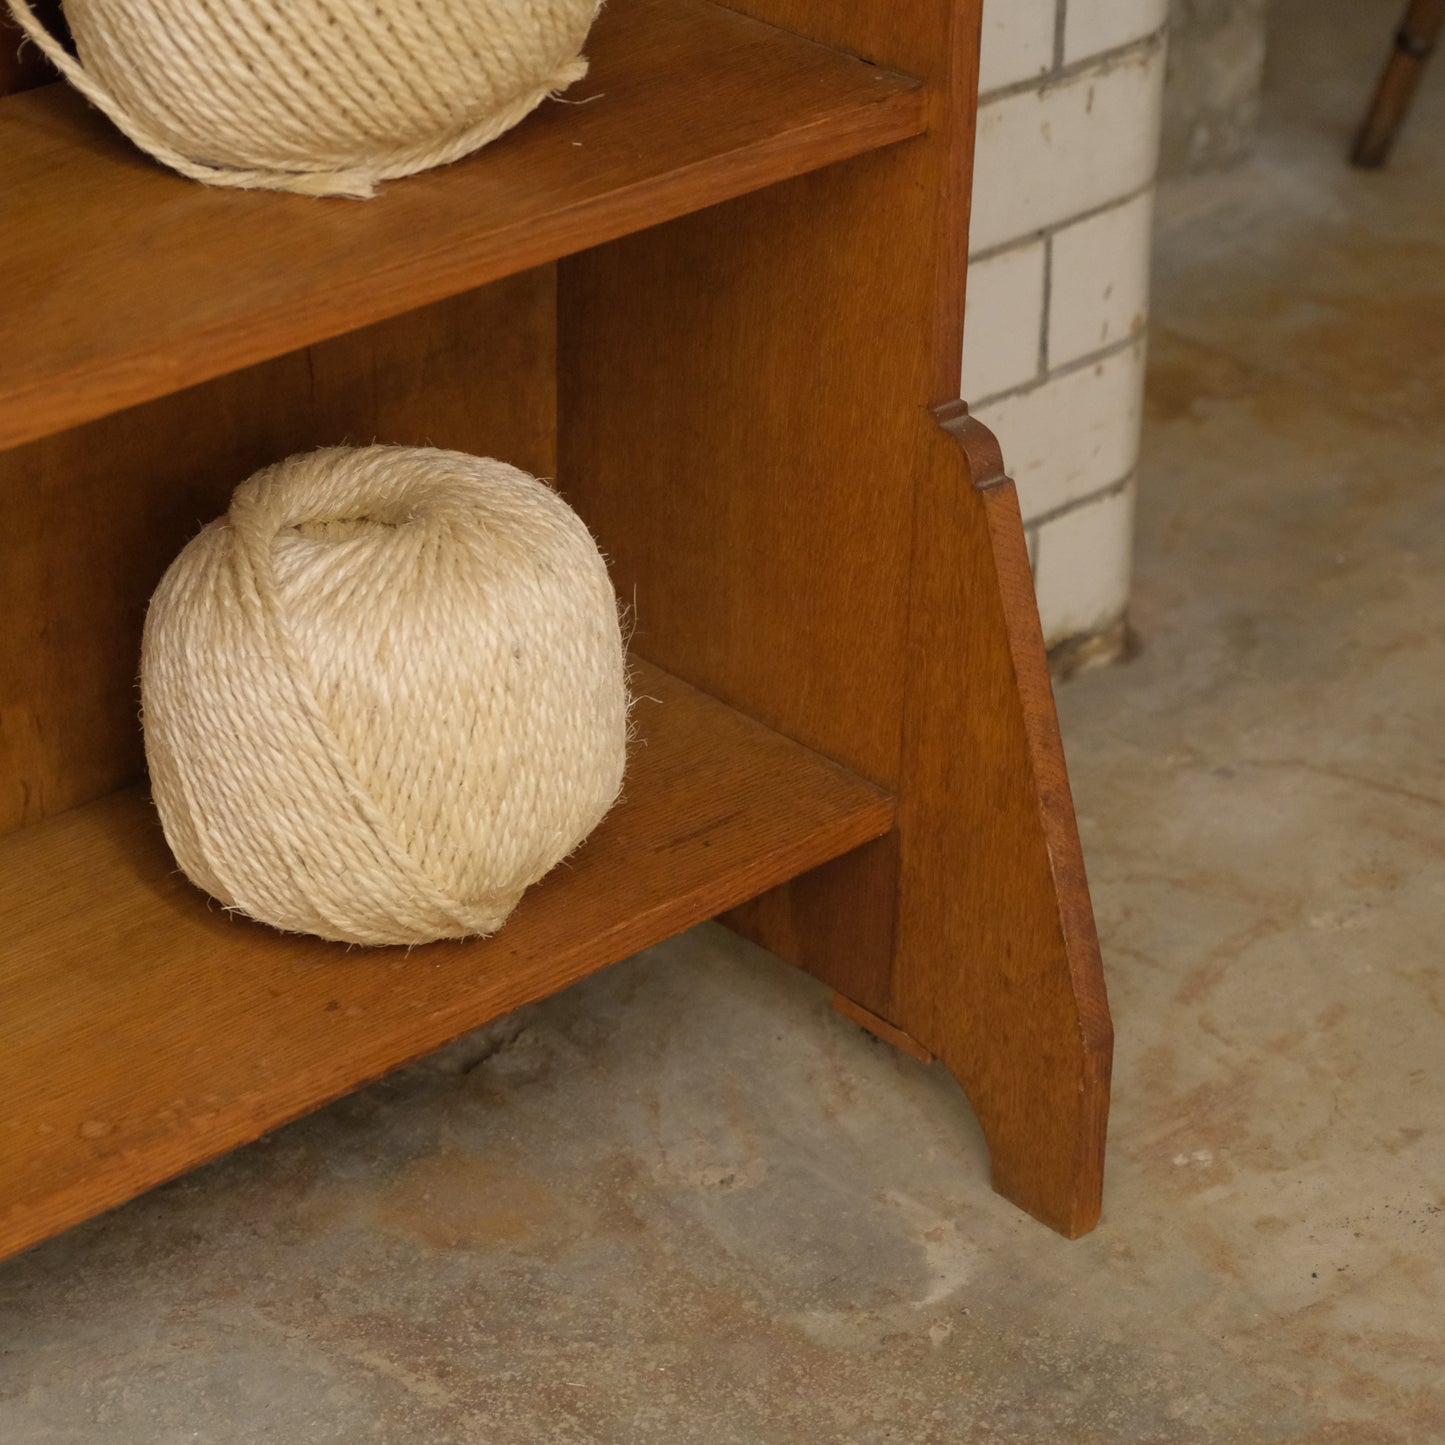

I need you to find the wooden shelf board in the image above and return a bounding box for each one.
[0,0,926,452]
[0,660,894,1262]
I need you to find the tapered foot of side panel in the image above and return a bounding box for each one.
[831,988,1109,1238]
[885,403,1113,1239]
[944,1033,1110,1239]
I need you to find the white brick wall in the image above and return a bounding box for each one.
[963,0,1167,655]
[968,50,1164,253]
[960,241,1045,401]
[1064,0,1169,64]
[976,341,1145,522]
[1032,481,1136,641]
[977,3,1055,91]
[1049,191,1154,365]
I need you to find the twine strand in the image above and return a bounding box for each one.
[3,0,599,196]
[141,447,628,945]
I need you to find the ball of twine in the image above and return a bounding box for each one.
[4,0,601,196]
[141,446,628,945]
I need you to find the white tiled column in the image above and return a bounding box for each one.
[964,0,1167,661]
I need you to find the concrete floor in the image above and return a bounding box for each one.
[4,2,1444,1439]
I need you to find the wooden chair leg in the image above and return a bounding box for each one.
[1352,0,1445,167]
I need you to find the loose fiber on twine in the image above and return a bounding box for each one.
[3,0,602,196]
[141,446,628,945]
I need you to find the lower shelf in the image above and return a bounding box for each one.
[0,659,895,1262]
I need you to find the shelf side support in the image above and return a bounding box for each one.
[888,400,1112,1237]
[560,0,1112,1237]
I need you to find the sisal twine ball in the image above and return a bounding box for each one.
[141,445,628,946]
[4,0,601,196]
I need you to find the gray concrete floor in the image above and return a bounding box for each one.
[4,2,1445,1439]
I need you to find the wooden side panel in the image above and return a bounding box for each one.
[0,272,556,834]
[563,0,1112,1234]
[891,406,1112,1236]
[726,834,900,1016]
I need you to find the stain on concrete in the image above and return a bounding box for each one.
[376,1153,559,1252]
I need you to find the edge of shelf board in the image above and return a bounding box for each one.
[0,0,927,453]
[0,659,895,1262]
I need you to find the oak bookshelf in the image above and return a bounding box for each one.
[0,0,1112,1260]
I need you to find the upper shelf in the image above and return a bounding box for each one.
[0,0,925,452]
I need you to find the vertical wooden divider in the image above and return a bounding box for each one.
[560,0,1112,1235]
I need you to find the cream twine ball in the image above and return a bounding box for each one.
[4,0,601,196]
[141,446,628,945]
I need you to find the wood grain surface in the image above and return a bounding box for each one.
[559,0,966,1026]
[0,0,925,452]
[0,273,557,836]
[0,660,896,1263]
[890,404,1112,1237]
[563,0,1112,1235]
